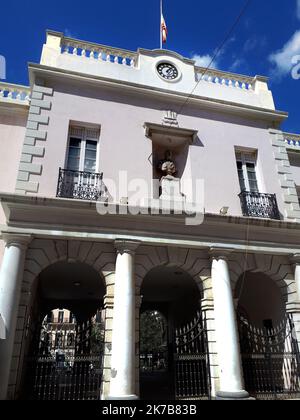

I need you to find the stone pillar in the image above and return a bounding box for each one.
[108,240,140,400]
[210,248,249,400]
[201,296,218,398]
[0,234,31,400]
[135,295,143,398]
[100,289,114,400]
[291,254,300,301]
[287,255,300,346]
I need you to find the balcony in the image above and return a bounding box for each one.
[239,191,280,220]
[56,168,105,201]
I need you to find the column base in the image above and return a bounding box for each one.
[216,390,253,400]
[107,394,139,400]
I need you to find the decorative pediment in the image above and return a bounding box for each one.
[144,122,198,147]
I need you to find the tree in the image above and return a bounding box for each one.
[140,311,166,353]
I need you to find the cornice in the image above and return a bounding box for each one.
[28,64,288,123]
[138,48,195,65]
[1,193,300,256]
[144,122,198,144]
[0,100,29,115]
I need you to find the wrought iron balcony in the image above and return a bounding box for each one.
[56,168,105,201]
[239,191,281,220]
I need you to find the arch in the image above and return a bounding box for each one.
[36,260,106,321]
[11,239,115,400]
[23,239,116,293]
[137,249,211,400]
[135,245,211,298]
[228,252,297,305]
[234,271,286,327]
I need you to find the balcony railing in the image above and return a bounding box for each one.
[0,82,31,104]
[56,168,105,201]
[239,191,281,220]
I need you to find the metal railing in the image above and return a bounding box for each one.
[238,313,300,400]
[239,191,281,220]
[56,168,105,201]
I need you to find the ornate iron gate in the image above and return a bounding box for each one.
[174,311,211,400]
[238,313,300,400]
[25,315,104,400]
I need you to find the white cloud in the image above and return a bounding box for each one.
[269,30,300,78]
[191,37,236,70]
[229,58,245,72]
[243,36,267,53]
[191,54,219,69]
[297,0,300,19]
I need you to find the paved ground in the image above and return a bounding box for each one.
[140,372,175,400]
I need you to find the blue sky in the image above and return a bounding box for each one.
[1,0,300,133]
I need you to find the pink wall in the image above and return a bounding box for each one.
[0,109,27,265]
[31,79,285,218]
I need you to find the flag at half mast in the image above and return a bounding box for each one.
[160,0,168,47]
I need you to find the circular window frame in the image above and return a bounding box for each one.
[155,60,182,83]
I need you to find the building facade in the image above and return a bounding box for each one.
[0,30,300,400]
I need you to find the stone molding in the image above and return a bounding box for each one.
[286,301,300,314]
[1,233,32,250]
[209,247,233,261]
[270,129,300,222]
[15,83,54,195]
[114,240,141,255]
[290,254,300,264]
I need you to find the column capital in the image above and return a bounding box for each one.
[290,254,300,264]
[2,233,32,250]
[209,247,233,261]
[114,240,141,255]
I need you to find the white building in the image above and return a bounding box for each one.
[0,30,300,400]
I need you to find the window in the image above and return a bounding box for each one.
[69,312,76,324]
[67,333,75,347]
[58,311,64,323]
[236,151,259,193]
[66,126,100,173]
[46,312,53,323]
[55,333,63,348]
[288,152,300,167]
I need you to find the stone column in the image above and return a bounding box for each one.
[287,255,300,347]
[135,295,143,398]
[108,240,140,400]
[0,234,31,400]
[291,254,300,301]
[201,296,218,398]
[101,290,114,400]
[210,248,249,400]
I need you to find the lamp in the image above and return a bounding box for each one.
[220,206,229,216]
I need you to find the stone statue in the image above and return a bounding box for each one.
[159,150,176,177]
[158,150,184,203]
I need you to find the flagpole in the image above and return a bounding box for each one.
[160,0,163,49]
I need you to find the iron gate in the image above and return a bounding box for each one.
[174,310,211,400]
[238,313,300,400]
[25,315,104,400]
